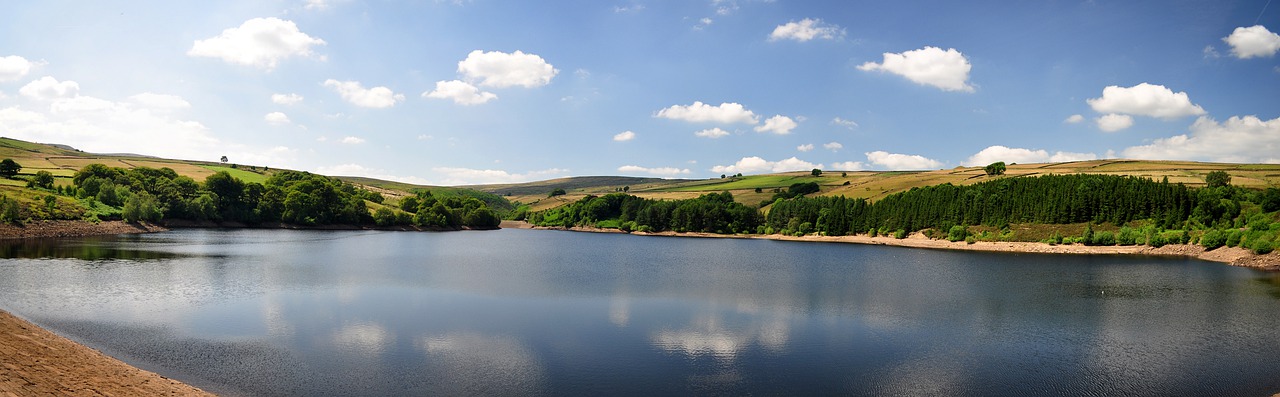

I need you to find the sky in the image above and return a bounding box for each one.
[0,0,1278,186]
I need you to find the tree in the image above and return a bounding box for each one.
[623,186,630,193]
[1205,171,1231,188]
[0,159,21,178]
[549,188,567,197]
[27,171,54,189]
[220,155,228,164]
[841,172,847,177]
[811,169,823,177]
[984,162,1006,176]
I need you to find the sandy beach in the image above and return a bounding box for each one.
[0,309,212,396]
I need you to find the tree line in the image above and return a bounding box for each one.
[526,191,761,234]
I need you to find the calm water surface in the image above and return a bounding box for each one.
[1,228,1278,396]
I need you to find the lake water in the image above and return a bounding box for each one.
[1,228,1278,396]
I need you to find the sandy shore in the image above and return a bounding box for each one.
[503,221,1280,271]
[0,309,213,396]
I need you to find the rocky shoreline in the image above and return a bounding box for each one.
[504,221,1280,271]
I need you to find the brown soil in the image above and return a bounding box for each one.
[503,221,1279,271]
[0,220,168,240]
[0,309,213,396]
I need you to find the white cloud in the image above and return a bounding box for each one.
[832,117,858,129]
[271,93,303,105]
[323,79,404,108]
[0,95,221,161]
[614,4,644,13]
[1096,113,1134,132]
[858,46,975,92]
[423,80,496,105]
[797,143,814,152]
[769,18,844,42]
[613,130,636,142]
[187,17,325,70]
[340,136,365,144]
[1086,83,1205,119]
[962,145,1096,166]
[457,50,557,88]
[694,127,731,138]
[617,165,690,176]
[1203,45,1221,59]
[830,161,865,171]
[864,151,943,170]
[754,115,798,134]
[1122,115,1280,163]
[19,76,79,100]
[129,92,190,110]
[315,163,430,185]
[431,167,568,185]
[1064,114,1084,123]
[264,111,291,125]
[710,156,822,174]
[1223,25,1280,59]
[694,17,714,30]
[304,0,334,10]
[0,55,36,82]
[823,142,843,151]
[656,101,758,124]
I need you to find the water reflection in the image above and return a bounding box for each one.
[0,235,183,260]
[0,228,1277,396]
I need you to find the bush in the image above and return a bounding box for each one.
[947,225,968,242]
[1090,231,1116,246]
[1227,229,1244,247]
[893,229,907,239]
[1249,239,1274,255]
[1116,227,1140,246]
[1200,229,1227,250]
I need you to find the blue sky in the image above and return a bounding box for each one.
[1,0,1278,185]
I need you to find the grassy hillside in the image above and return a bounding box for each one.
[481,160,1280,212]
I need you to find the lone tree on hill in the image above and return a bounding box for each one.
[0,159,21,178]
[220,155,228,164]
[1205,171,1231,188]
[984,161,1006,176]
[811,168,822,177]
[549,188,567,197]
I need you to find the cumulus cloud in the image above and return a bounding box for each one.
[823,142,843,151]
[0,55,36,82]
[962,145,1097,166]
[797,143,814,152]
[264,111,291,125]
[694,127,731,138]
[710,156,822,174]
[656,101,759,124]
[323,79,404,108]
[832,117,858,129]
[423,80,496,105]
[754,115,798,134]
[865,151,943,170]
[431,167,568,185]
[1086,83,1205,119]
[187,17,325,70]
[315,163,430,185]
[1064,114,1084,123]
[458,50,557,88]
[0,95,224,161]
[340,136,365,144]
[858,46,974,92]
[617,165,690,176]
[19,76,79,100]
[1223,25,1280,59]
[769,18,844,42]
[1096,113,1134,132]
[613,130,636,141]
[830,161,865,171]
[271,93,303,105]
[1122,115,1280,163]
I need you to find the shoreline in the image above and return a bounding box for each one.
[502,221,1280,271]
[0,219,500,241]
[0,308,213,396]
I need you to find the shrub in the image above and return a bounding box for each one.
[947,225,968,242]
[1227,229,1244,247]
[1090,231,1116,246]
[1116,227,1140,246]
[1200,229,1227,250]
[893,229,907,239]
[1249,239,1274,255]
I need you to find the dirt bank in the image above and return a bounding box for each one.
[0,220,168,240]
[505,221,1279,271]
[0,309,212,396]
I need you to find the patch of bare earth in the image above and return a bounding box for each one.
[0,310,213,396]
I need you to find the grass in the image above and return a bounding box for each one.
[199,165,268,184]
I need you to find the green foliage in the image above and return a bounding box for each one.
[122,192,163,223]
[0,196,21,224]
[1205,171,1231,188]
[1200,229,1227,250]
[1258,188,1280,212]
[549,188,567,197]
[528,192,761,234]
[26,171,54,189]
[947,225,968,242]
[811,168,822,177]
[0,159,21,178]
[984,161,1006,176]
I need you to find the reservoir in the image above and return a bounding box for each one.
[1,228,1278,396]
